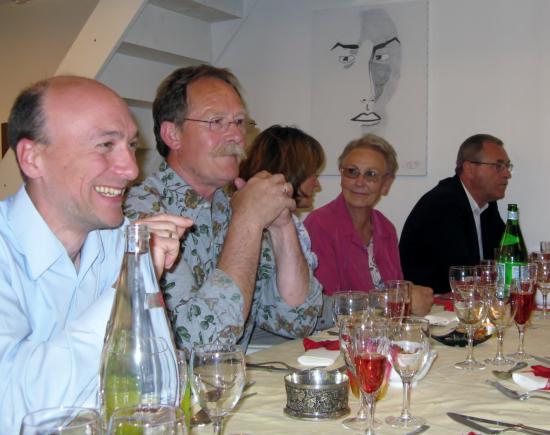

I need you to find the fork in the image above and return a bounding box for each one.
[486,379,550,401]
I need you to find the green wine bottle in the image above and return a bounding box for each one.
[497,204,528,296]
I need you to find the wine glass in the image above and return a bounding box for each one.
[484,290,516,366]
[540,241,550,256]
[509,263,538,360]
[100,335,179,426]
[449,265,476,293]
[386,317,429,429]
[191,344,246,435]
[20,407,101,434]
[338,315,371,431]
[351,318,389,435]
[450,268,488,370]
[535,259,550,320]
[383,280,412,317]
[331,291,371,328]
[108,404,186,434]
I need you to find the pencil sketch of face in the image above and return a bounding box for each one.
[331,9,402,132]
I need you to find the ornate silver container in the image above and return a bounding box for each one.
[284,369,350,420]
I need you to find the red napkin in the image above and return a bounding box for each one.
[303,337,340,351]
[531,365,550,389]
[433,292,454,312]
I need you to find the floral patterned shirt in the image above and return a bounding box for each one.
[124,161,322,352]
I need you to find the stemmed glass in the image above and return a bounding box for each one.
[484,289,516,366]
[450,266,488,370]
[332,291,371,328]
[386,317,430,429]
[510,263,538,360]
[108,404,186,434]
[190,344,246,435]
[176,349,192,428]
[20,407,101,434]
[535,260,550,320]
[383,280,412,317]
[338,315,372,431]
[350,318,389,435]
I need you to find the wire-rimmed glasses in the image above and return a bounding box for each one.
[183,117,255,134]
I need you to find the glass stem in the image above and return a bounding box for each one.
[517,324,526,355]
[466,325,475,362]
[543,294,548,319]
[365,393,376,435]
[495,328,505,359]
[358,391,368,419]
[213,417,223,435]
[400,379,412,420]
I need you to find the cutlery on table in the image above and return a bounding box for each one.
[492,361,528,380]
[447,412,550,434]
[404,424,430,435]
[246,361,299,372]
[486,379,550,401]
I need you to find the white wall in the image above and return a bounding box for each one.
[0,0,98,198]
[216,0,550,252]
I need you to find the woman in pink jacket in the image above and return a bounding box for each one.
[304,134,432,328]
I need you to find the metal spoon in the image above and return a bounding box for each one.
[492,361,528,380]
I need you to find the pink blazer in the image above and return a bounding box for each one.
[304,194,403,296]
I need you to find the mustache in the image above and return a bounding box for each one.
[210,143,247,161]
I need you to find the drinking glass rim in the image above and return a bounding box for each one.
[21,406,99,429]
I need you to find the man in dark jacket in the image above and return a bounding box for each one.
[399,134,511,294]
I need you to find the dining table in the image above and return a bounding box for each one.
[192,308,550,434]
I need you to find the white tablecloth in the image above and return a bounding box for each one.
[193,313,550,434]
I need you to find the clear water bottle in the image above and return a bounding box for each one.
[99,223,179,425]
[497,204,528,297]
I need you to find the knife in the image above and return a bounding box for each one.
[246,362,291,372]
[447,412,550,435]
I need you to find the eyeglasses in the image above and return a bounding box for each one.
[183,117,256,134]
[467,160,513,173]
[340,166,387,183]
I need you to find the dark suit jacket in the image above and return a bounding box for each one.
[399,175,505,294]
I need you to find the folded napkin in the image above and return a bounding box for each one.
[303,337,340,351]
[512,365,550,391]
[424,312,458,326]
[297,338,340,367]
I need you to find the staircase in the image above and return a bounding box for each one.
[56,0,249,180]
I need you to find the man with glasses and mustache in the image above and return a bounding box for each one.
[399,134,511,294]
[124,65,322,353]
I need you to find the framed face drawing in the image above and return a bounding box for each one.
[312,0,428,175]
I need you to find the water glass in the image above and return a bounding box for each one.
[535,260,550,320]
[484,291,516,366]
[191,344,246,435]
[108,404,186,434]
[20,407,101,435]
[382,280,412,317]
[386,317,429,429]
[451,281,487,370]
[331,291,371,328]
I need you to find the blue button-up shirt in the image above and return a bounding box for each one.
[0,187,124,433]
